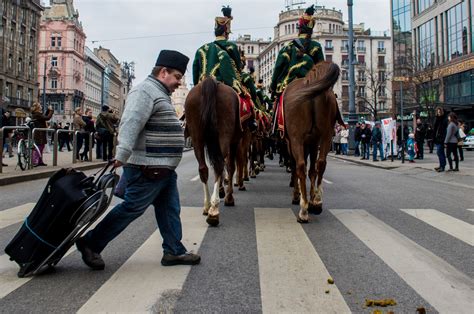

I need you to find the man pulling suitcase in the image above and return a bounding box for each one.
[76,50,201,270]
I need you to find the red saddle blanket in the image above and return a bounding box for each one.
[239,94,253,123]
[274,92,285,137]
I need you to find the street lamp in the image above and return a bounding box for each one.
[347,0,358,151]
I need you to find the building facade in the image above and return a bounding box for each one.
[0,0,43,122]
[84,46,104,117]
[411,0,473,125]
[256,5,393,120]
[38,0,86,123]
[235,34,271,77]
[170,75,189,117]
[93,46,123,115]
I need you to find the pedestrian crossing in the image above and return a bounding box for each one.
[0,203,473,312]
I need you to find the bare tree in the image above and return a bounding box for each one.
[356,64,392,121]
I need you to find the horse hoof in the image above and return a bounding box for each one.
[250,175,256,179]
[239,186,247,191]
[224,200,235,206]
[206,215,219,227]
[292,199,299,205]
[289,181,294,188]
[308,203,323,215]
[244,177,250,182]
[297,217,309,224]
[202,211,208,216]
[219,190,225,198]
[255,169,260,175]
[234,183,239,187]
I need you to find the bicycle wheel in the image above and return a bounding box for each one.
[17,140,28,170]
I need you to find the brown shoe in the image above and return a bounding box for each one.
[76,237,105,270]
[161,252,201,266]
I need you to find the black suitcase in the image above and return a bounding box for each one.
[5,163,118,277]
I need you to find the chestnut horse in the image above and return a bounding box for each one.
[284,61,344,223]
[185,77,242,226]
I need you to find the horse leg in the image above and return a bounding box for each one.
[291,143,309,223]
[308,145,320,214]
[243,134,251,182]
[195,146,211,216]
[224,144,237,206]
[219,175,225,198]
[291,166,300,205]
[312,141,331,215]
[206,177,221,227]
[249,138,257,178]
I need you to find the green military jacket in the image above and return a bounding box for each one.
[193,37,243,95]
[241,72,259,107]
[270,36,324,94]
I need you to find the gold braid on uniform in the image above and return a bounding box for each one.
[277,60,308,93]
[198,46,208,82]
[310,46,319,56]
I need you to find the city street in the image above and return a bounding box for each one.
[1,150,472,313]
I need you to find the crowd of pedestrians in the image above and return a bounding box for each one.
[0,102,119,167]
[334,106,468,173]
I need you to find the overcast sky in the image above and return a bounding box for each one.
[73,0,391,84]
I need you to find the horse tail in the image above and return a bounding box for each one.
[293,63,340,104]
[200,77,224,170]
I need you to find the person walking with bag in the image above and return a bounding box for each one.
[76,50,200,270]
[433,107,448,172]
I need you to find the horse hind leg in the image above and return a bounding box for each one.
[310,158,327,215]
[206,179,221,227]
[308,147,321,215]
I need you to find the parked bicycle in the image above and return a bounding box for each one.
[13,128,40,170]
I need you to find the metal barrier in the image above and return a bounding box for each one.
[0,126,31,173]
[54,129,75,166]
[31,128,57,170]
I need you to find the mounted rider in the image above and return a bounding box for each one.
[270,5,325,98]
[192,6,257,130]
[256,79,273,113]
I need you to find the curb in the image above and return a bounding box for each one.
[331,155,400,170]
[0,162,107,186]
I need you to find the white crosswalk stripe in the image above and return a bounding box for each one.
[400,209,474,246]
[0,203,35,229]
[331,209,474,314]
[1,202,473,312]
[78,206,206,313]
[255,207,350,313]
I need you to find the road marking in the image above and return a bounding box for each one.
[401,209,473,246]
[0,203,35,229]
[322,178,333,185]
[255,208,350,313]
[0,205,114,299]
[78,207,207,313]
[331,209,474,314]
[467,209,474,212]
[190,175,200,182]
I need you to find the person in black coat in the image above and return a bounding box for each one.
[414,118,426,159]
[81,108,96,161]
[433,106,448,171]
[425,124,434,153]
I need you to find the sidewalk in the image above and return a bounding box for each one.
[330,148,474,189]
[0,148,106,186]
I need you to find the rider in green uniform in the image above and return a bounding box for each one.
[270,5,325,97]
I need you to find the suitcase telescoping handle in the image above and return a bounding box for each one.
[93,160,117,185]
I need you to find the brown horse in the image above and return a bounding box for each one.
[283,61,344,223]
[184,77,242,226]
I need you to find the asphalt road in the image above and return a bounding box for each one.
[0,150,472,313]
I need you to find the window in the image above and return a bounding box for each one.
[358,55,365,65]
[378,41,385,53]
[28,61,33,78]
[325,40,333,50]
[342,55,349,67]
[8,54,12,69]
[357,40,365,52]
[51,56,58,67]
[51,36,56,47]
[357,86,365,97]
[378,101,386,110]
[51,78,58,89]
[341,70,348,80]
[342,85,349,97]
[379,71,386,82]
[18,58,22,73]
[27,89,33,105]
[17,86,23,100]
[57,36,61,47]
[417,0,434,15]
[378,86,387,97]
[358,70,365,82]
[446,1,469,61]
[10,27,14,41]
[341,40,348,51]
[417,19,435,68]
[378,56,385,67]
[19,29,24,45]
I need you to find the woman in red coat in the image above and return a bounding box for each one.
[31,102,53,166]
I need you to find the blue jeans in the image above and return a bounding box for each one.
[84,166,187,255]
[436,143,446,169]
[341,143,348,155]
[362,143,370,159]
[354,141,360,156]
[372,142,384,160]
